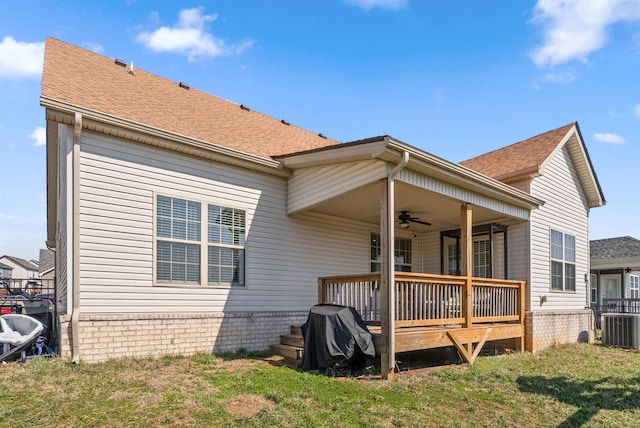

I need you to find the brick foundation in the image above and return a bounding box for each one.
[58,311,308,363]
[525,309,594,353]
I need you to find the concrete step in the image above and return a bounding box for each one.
[270,343,303,360]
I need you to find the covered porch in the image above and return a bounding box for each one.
[277,136,541,379]
[318,272,525,368]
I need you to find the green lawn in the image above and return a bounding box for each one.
[1,343,639,427]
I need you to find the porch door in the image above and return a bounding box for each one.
[601,274,621,299]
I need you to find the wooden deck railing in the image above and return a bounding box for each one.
[318,272,525,328]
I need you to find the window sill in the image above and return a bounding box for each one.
[154,283,246,289]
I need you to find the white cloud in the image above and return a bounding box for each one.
[345,0,408,10]
[529,0,640,68]
[136,7,253,62]
[29,126,46,147]
[0,36,44,79]
[541,69,577,84]
[594,132,627,144]
[634,104,640,118]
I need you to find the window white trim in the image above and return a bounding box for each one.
[473,238,491,278]
[154,193,246,287]
[590,273,597,304]
[370,232,412,273]
[550,229,576,292]
[630,274,639,299]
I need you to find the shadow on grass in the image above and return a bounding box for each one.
[517,375,640,427]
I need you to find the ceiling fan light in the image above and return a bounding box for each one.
[400,222,410,229]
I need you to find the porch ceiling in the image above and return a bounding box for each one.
[302,180,521,232]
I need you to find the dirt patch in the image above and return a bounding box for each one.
[225,394,276,418]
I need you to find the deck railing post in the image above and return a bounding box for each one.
[516,280,526,351]
[318,277,325,304]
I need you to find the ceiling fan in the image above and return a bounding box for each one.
[397,211,431,229]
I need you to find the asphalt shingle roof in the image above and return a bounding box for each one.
[460,123,575,181]
[1,256,38,271]
[41,37,341,160]
[591,236,640,261]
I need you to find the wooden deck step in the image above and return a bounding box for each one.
[270,325,304,361]
[280,333,304,348]
[270,343,303,360]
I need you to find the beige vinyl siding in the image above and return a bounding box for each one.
[418,231,441,274]
[76,132,377,313]
[287,160,387,214]
[506,222,530,308]
[529,145,589,311]
[55,123,72,314]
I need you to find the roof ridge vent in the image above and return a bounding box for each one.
[281,119,290,126]
[179,82,190,90]
[240,104,250,111]
[318,133,327,139]
[114,58,126,67]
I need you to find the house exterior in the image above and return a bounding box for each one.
[461,123,605,350]
[0,262,12,279]
[0,256,39,280]
[590,236,640,312]
[41,37,605,367]
[38,248,56,281]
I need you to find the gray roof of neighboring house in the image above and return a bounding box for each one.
[39,249,55,274]
[590,236,640,260]
[0,255,39,271]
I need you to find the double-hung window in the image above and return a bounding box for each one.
[630,274,640,299]
[156,195,245,286]
[550,229,576,291]
[371,233,411,272]
[208,205,246,285]
[473,239,491,278]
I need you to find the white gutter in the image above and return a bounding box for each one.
[40,97,289,176]
[71,112,82,364]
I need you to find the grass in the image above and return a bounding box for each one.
[1,344,640,427]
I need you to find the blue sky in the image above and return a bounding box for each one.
[1,0,639,260]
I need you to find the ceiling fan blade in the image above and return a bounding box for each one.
[412,219,432,226]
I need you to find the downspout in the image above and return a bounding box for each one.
[71,112,82,364]
[382,150,409,380]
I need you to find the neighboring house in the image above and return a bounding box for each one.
[38,248,56,281]
[0,255,39,280]
[590,236,640,310]
[41,37,605,367]
[0,262,12,279]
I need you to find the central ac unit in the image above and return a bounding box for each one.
[601,313,640,349]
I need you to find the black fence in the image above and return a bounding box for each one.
[1,278,58,357]
[1,278,56,303]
